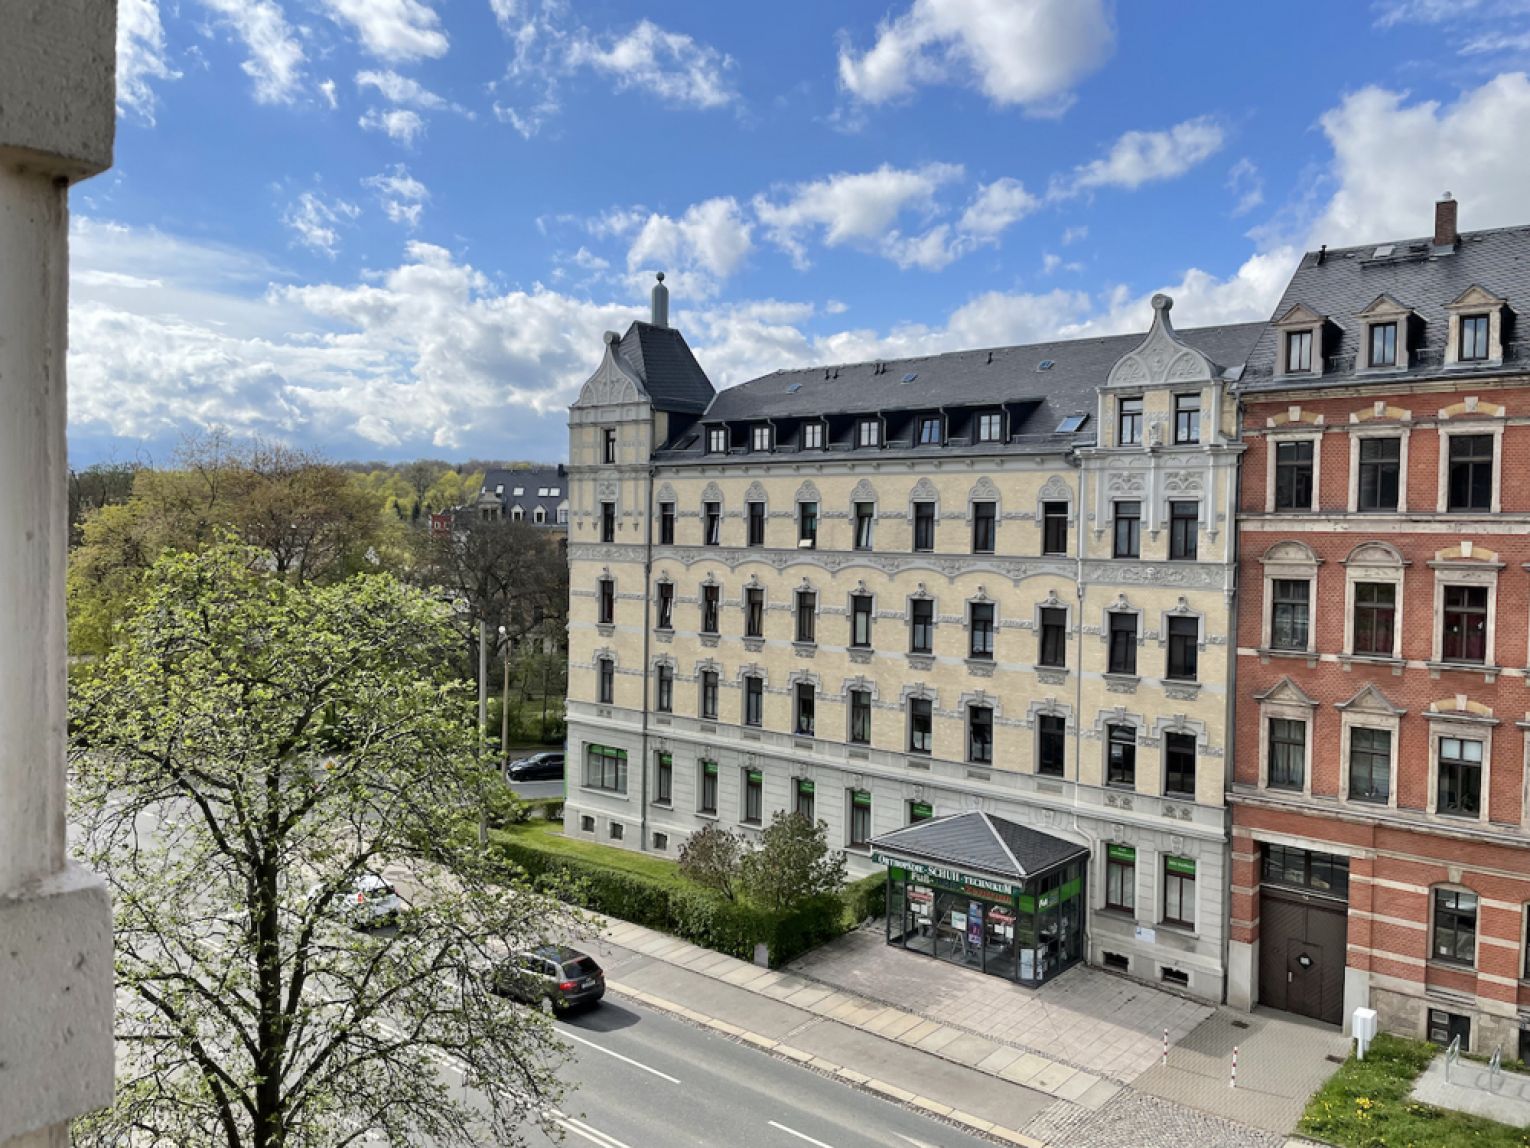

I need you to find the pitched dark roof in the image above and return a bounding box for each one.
[1241,224,1530,389]
[870,810,1087,881]
[618,321,716,414]
[477,465,568,524]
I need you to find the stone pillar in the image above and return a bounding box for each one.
[0,2,118,1144]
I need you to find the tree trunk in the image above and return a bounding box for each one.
[253,761,287,1148]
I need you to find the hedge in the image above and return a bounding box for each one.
[491,824,885,967]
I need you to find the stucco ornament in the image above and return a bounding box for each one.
[1106,295,1219,389]
[575,331,648,408]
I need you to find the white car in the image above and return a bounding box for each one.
[315,873,404,930]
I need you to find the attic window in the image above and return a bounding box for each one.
[1286,330,1313,374]
[786,382,803,393]
[1037,360,1055,371]
[1057,414,1089,433]
[495,484,505,495]
[1372,245,1394,259]
[512,486,524,496]
[707,427,727,454]
[550,487,561,497]
[902,372,919,383]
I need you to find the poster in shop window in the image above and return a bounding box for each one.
[967,901,983,949]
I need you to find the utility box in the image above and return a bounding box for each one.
[1353,1007,1378,1059]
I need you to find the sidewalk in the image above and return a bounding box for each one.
[1412,1056,1530,1124]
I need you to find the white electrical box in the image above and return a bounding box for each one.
[1353,1007,1378,1058]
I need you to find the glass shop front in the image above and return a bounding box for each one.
[879,853,1086,987]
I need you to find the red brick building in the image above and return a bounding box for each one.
[1228,196,1530,1056]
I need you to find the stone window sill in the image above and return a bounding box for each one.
[1427,660,1500,682]
[1157,921,1198,939]
[1104,673,1139,694]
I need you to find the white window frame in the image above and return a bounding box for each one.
[707,427,727,454]
[1258,541,1321,654]
[1429,555,1500,669]
[1337,697,1402,811]
[1342,542,1406,661]
[1347,428,1409,514]
[1436,423,1504,514]
[1265,430,1323,514]
[1256,680,1317,795]
[801,421,824,450]
[751,424,772,452]
[1426,711,1495,823]
[857,418,882,448]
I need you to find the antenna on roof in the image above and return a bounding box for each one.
[986,350,993,365]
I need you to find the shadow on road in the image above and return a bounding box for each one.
[563,1000,642,1033]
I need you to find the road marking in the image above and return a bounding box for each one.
[558,1026,680,1084]
[552,1111,634,1148]
[768,1120,836,1148]
[894,1136,940,1148]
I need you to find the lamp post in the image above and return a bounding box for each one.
[477,617,490,848]
[499,624,511,769]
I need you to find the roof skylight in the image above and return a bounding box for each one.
[1056,414,1088,433]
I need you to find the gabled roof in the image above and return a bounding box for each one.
[870,810,1087,881]
[617,321,715,414]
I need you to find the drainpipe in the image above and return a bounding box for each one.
[637,461,655,852]
[1221,388,1243,1004]
[1072,455,1089,839]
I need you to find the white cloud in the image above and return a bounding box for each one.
[958,177,1040,239]
[1372,0,1530,26]
[625,198,753,296]
[117,0,180,122]
[195,0,305,105]
[1061,225,1088,245]
[319,0,448,62]
[356,69,449,110]
[1058,115,1227,195]
[1227,157,1264,217]
[359,107,426,144]
[837,0,1113,115]
[363,164,429,228]
[1308,74,1530,246]
[565,20,737,109]
[319,79,338,108]
[282,192,360,257]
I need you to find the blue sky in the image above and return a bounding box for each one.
[74,0,1530,466]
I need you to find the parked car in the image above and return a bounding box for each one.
[505,751,565,782]
[314,873,404,930]
[489,945,604,1012]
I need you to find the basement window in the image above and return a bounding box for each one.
[1160,967,1189,988]
[1103,951,1130,973]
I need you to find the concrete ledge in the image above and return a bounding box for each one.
[0,865,115,1142]
[0,0,117,180]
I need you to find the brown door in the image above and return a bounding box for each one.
[1259,888,1347,1025]
[1286,939,1325,1021]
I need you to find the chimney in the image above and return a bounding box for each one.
[1434,192,1458,248]
[650,271,669,328]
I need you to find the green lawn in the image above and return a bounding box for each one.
[1298,1033,1530,1148]
[494,819,695,888]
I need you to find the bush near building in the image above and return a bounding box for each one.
[491,820,884,967]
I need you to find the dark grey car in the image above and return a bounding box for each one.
[490,945,604,1012]
[505,751,565,782]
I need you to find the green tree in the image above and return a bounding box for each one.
[677,824,746,902]
[71,541,575,1148]
[738,812,847,911]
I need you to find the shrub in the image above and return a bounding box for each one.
[844,870,888,923]
[677,824,745,901]
[738,812,847,911]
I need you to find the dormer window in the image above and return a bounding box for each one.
[976,411,1003,443]
[1369,322,1397,368]
[1460,315,1490,362]
[1286,330,1313,373]
[801,422,823,450]
[751,424,772,452]
[857,418,881,448]
[917,415,942,445]
[707,427,727,454]
[1444,287,1507,368]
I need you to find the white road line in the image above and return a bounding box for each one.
[768,1120,837,1148]
[557,1026,680,1083]
[893,1135,940,1148]
[552,1112,634,1148]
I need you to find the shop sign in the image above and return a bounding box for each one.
[702,760,718,776]
[910,801,933,822]
[798,779,814,795]
[1018,877,1082,913]
[1165,856,1197,877]
[852,790,872,808]
[1107,844,1135,863]
[873,852,1020,897]
[747,769,763,784]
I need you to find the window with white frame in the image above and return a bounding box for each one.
[1343,542,1404,660]
[857,418,881,448]
[1162,857,1196,927]
[707,427,727,454]
[1256,677,1317,793]
[1433,887,1478,966]
[1446,433,1494,512]
[801,422,824,450]
[1368,321,1398,368]
[1273,439,1316,511]
[1268,718,1306,791]
[976,411,1003,443]
[1437,736,1484,818]
[1260,541,1320,653]
[1356,436,1401,511]
[752,424,772,452]
[1346,728,1392,803]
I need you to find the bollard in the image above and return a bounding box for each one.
[1162,1028,1169,1067]
[1230,1045,1238,1089]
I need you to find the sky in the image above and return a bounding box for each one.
[73,0,1530,467]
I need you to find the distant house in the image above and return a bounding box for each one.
[467,464,570,531]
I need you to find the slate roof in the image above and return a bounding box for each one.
[870,810,1088,882]
[618,321,716,414]
[477,465,568,525]
[657,321,1264,460]
[1241,224,1530,390]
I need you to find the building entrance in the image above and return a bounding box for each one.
[1259,888,1346,1025]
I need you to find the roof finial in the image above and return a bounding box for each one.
[650,271,669,328]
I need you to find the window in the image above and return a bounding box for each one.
[653,832,668,851]
[656,583,674,630]
[857,419,881,448]
[1042,501,1068,555]
[603,428,616,464]
[585,744,626,792]
[849,689,872,744]
[1286,329,1313,373]
[968,705,993,764]
[850,594,873,648]
[794,682,816,736]
[912,501,936,551]
[700,670,718,719]
[743,676,763,727]
[908,698,932,754]
[1270,579,1310,651]
[707,427,727,454]
[701,585,720,634]
[1348,728,1391,803]
[971,501,996,553]
[849,790,872,848]
[598,578,615,624]
[1460,314,1490,362]
[969,602,995,660]
[608,822,624,841]
[1162,737,1199,802]
[1037,714,1066,777]
[1429,1009,1472,1050]
[704,501,721,546]
[743,769,764,824]
[917,416,942,445]
[580,815,594,833]
[1163,858,1196,927]
[1108,612,1138,675]
[655,664,673,713]
[1268,719,1306,790]
[1358,438,1401,512]
[744,587,764,638]
[976,411,1003,443]
[1274,440,1315,511]
[1438,737,1484,817]
[597,658,614,704]
[795,591,816,643]
[1039,607,1067,668]
[1118,396,1143,446]
[795,778,814,821]
[854,502,875,549]
[1166,616,1199,681]
[659,502,675,544]
[1447,434,1493,512]
[1352,582,1396,656]
[1105,845,1135,912]
[533,507,546,524]
[1433,888,1478,965]
[798,501,818,549]
[1369,322,1397,368]
[909,599,934,654]
[557,507,568,525]
[752,425,772,452]
[1169,501,1198,561]
[1441,585,1487,663]
[699,760,718,814]
[1174,393,1201,445]
[1261,845,1349,898]
[655,752,673,804]
[1107,724,1136,787]
[1113,501,1141,559]
[801,422,823,450]
[600,502,615,543]
[908,800,933,824]
[747,501,766,547]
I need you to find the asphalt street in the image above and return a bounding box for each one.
[507,778,565,801]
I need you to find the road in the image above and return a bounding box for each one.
[507,778,564,801]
